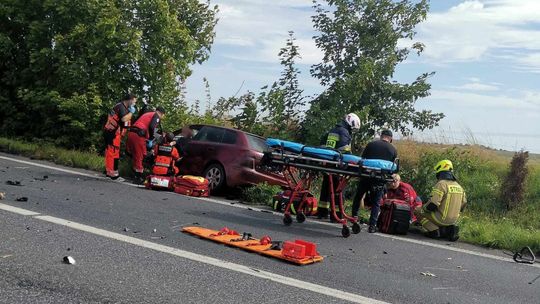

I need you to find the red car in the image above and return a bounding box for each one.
[176,125,286,191]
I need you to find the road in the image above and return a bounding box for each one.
[0,153,538,304]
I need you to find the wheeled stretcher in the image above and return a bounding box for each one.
[263,138,398,237]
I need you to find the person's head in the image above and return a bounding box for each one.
[181,126,193,139]
[155,106,166,118]
[165,132,175,143]
[434,159,453,179]
[344,113,361,131]
[381,129,393,143]
[388,173,401,190]
[122,93,137,106]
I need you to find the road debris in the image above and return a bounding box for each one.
[383,251,388,254]
[0,192,5,200]
[16,197,28,202]
[34,175,49,181]
[152,229,157,233]
[6,180,22,186]
[63,256,76,265]
[420,272,437,277]
[1,254,13,259]
[529,274,540,285]
[513,246,536,264]
[123,227,130,232]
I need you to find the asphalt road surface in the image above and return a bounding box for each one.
[0,153,539,304]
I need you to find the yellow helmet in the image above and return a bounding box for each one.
[434,159,453,173]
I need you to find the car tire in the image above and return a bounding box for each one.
[204,163,226,192]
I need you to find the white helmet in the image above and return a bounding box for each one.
[345,113,361,130]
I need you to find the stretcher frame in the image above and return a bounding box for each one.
[264,143,398,238]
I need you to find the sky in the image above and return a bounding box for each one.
[184,0,540,153]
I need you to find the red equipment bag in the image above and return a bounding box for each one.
[272,190,318,215]
[173,175,210,197]
[377,199,411,235]
[144,175,174,191]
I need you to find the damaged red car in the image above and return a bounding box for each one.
[175,125,286,192]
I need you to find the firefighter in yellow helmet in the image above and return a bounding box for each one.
[414,160,467,241]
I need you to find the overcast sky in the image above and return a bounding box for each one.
[185,0,540,153]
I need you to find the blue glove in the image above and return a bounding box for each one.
[128,105,136,114]
[146,139,154,149]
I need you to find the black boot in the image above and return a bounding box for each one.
[446,225,460,242]
[133,172,144,185]
[317,208,329,219]
[425,229,440,239]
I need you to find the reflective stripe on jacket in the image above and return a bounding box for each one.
[425,180,467,224]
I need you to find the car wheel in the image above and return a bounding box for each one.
[204,163,226,192]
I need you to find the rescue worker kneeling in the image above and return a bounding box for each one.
[414,160,467,242]
[152,133,180,176]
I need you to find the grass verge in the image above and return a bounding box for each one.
[0,137,132,176]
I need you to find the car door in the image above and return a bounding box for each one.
[182,126,225,175]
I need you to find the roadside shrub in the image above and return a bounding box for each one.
[500,150,529,210]
[240,182,282,206]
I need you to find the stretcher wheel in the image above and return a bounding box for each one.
[283,214,293,226]
[352,222,361,234]
[296,212,306,223]
[341,226,351,238]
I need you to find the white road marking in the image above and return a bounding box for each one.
[0,210,384,304]
[0,203,40,216]
[0,154,538,269]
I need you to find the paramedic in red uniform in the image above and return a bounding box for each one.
[103,93,137,180]
[152,132,180,176]
[127,106,166,183]
[385,174,422,222]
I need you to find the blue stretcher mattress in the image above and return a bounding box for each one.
[266,138,397,172]
[266,138,304,153]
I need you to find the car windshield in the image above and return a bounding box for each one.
[246,134,267,152]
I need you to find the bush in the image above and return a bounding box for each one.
[500,150,529,210]
[240,182,283,206]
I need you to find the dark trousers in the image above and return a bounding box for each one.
[352,178,386,226]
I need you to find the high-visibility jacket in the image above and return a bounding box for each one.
[424,180,467,225]
[103,102,130,133]
[152,144,180,176]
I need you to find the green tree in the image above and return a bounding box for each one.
[302,0,443,145]
[0,0,217,149]
[260,31,306,140]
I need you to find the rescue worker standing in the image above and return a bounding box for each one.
[351,130,397,233]
[152,132,180,176]
[317,113,361,220]
[103,93,137,180]
[414,160,467,241]
[127,106,166,183]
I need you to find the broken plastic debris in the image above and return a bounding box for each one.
[16,197,28,202]
[420,272,437,277]
[63,256,76,265]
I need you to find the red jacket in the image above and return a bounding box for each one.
[133,111,160,140]
[386,182,422,221]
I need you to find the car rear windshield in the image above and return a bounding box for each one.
[246,134,267,152]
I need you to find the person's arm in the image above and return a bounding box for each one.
[116,103,133,122]
[460,191,467,212]
[147,113,161,141]
[424,182,445,212]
